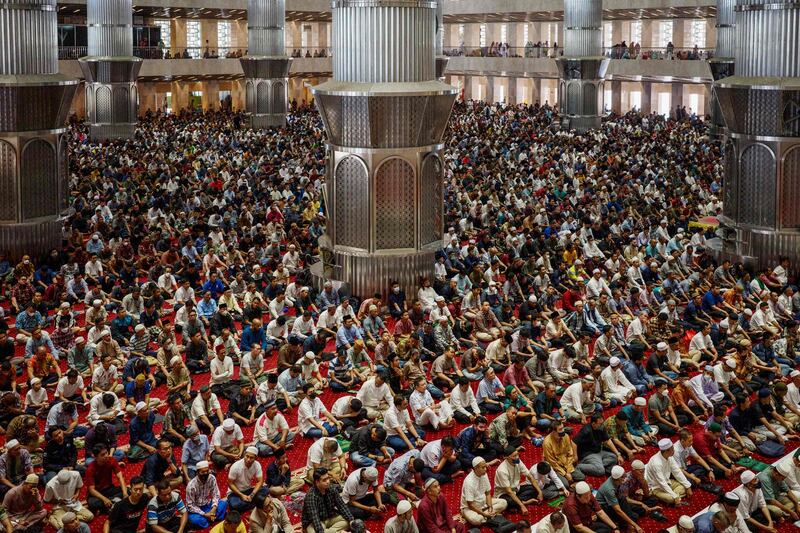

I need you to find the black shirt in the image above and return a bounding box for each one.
[350,424,386,456]
[44,435,79,473]
[108,495,148,533]
[573,423,611,459]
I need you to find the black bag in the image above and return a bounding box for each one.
[485,515,520,533]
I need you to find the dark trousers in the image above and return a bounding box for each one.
[422,459,462,484]
[454,409,479,424]
[347,493,380,520]
[87,485,123,515]
[500,484,539,510]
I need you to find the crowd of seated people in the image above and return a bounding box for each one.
[290,49,329,58]
[0,99,799,533]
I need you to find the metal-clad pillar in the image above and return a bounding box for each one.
[240,0,291,128]
[0,0,78,258]
[709,0,735,136]
[715,0,800,271]
[435,0,448,80]
[556,0,608,132]
[311,0,457,298]
[78,0,141,140]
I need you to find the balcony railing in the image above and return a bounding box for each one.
[58,46,331,60]
[603,45,714,60]
[444,45,562,58]
[444,45,715,60]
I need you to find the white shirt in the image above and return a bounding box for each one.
[91,364,118,390]
[191,392,221,419]
[356,378,394,409]
[408,389,435,421]
[211,424,244,449]
[291,316,317,338]
[494,459,532,493]
[87,392,123,425]
[787,382,800,411]
[460,471,491,511]
[210,356,234,385]
[600,366,635,398]
[255,411,289,442]
[732,485,766,520]
[625,317,645,342]
[706,502,749,533]
[644,451,691,500]
[586,276,611,298]
[449,385,480,416]
[535,514,570,533]
[306,438,343,470]
[297,397,330,433]
[383,405,412,436]
[560,382,589,415]
[227,458,262,494]
[689,331,712,352]
[341,468,378,504]
[24,387,48,410]
[44,470,84,509]
[56,376,84,398]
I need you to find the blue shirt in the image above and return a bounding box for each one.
[197,298,218,319]
[130,412,157,447]
[619,404,652,436]
[181,435,210,469]
[240,326,267,352]
[702,290,723,312]
[692,512,716,533]
[125,380,152,402]
[335,324,362,349]
[201,279,225,299]
[16,310,44,333]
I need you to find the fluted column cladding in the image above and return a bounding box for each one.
[713,0,800,272]
[0,0,78,258]
[556,0,607,132]
[311,0,456,299]
[709,0,736,136]
[79,0,140,140]
[435,0,448,79]
[239,0,291,128]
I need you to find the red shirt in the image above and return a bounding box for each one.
[86,457,121,491]
[563,492,601,530]
[691,428,719,458]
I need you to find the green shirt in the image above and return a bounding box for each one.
[757,468,788,501]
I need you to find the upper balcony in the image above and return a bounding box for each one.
[57,44,714,85]
[441,0,715,21]
[444,46,714,83]
[57,0,331,21]
[58,47,332,82]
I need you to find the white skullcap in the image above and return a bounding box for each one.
[135,401,147,411]
[57,470,72,483]
[776,462,792,476]
[304,351,316,360]
[719,319,729,328]
[611,466,625,479]
[658,438,673,451]
[631,460,645,471]
[678,516,695,530]
[170,356,182,366]
[424,478,438,489]
[60,302,70,309]
[575,481,591,495]
[609,356,620,367]
[650,262,658,268]
[5,439,19,449]
[363,467,379,480]
[740,470,756,484]
[75,336,85,344]
[435,296,445,302]
[100,330,111,337]
[397,500,413,514]
[196,461,210,469]
[222,418,235,430]
[245,446,258,456]
[726,358,737,369]
[93,299,101,306]
[135,324,146,332]
[744,309,753,316]
[656,342,668,351]
[593,269,601,274]
[791,370,800,378]
[634,397,646,407]
[472,457,486,468]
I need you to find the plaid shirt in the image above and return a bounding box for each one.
[185,474,220,514]
[603,415,629,441]
[301,486,354,533]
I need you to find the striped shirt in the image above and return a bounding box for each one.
[185,475,221,514]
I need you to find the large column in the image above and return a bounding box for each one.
[78,0,140,140]
[556,0,609,132]
[0,0,78,258]
[709,0,735,136]
[640,81,652,114]
[311,0,456,298]
[240,0,291,128]
[435,0,448,79]
[715,0,800,271]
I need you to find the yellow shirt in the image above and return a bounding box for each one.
[209,522,247,533]
[542,432,575,476]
